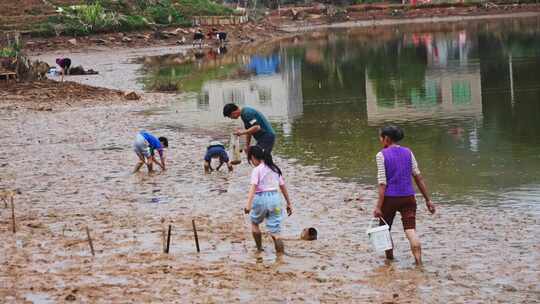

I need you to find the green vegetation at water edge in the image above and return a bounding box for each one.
[141,62,241,92]
[0,39,22,57]
[32,0,235,37]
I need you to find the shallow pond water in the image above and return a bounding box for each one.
[137,17,540,207]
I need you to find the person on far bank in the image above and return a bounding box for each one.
[244,146,293,254]
[55,57,71,82]
[222,103,276,154]
[373,125,436,266]
[133,130,168,173]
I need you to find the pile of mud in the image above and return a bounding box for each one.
[0,79,124,110]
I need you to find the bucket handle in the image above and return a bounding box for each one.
[368,217,390,229]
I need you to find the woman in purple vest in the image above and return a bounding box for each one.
[373,125,436,265]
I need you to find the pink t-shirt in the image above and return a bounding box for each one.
[250,163,285,193]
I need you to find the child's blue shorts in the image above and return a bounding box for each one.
[204,146,229,163]
[250,191,283,234]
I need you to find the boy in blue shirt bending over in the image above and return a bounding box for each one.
[133,131,168,173]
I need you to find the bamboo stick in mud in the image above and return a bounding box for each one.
[192,219,200,253]
[165,225,172,254]
[10,196,15,233]
[162,225,167,253]
[85,226,95,256]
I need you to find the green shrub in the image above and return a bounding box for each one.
[144,1,182,24]
[144,0,192,25]
[119,15,149,31]
[176,0,235,16]
[55,3,121,34]
[0,39,22,57]
[0,47,17,57]
[31,22,58,37]
[31,0,235,37]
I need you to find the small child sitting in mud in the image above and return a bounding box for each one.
[204,140,233,173]
[133,131,168,173]
[244,146,293,254]
[373,125,436,265]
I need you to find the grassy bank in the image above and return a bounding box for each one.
[31,0,236,37]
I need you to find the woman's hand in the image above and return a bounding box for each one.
[426,200,436,214]
[244,207,250,214]
[286,204,293,216]
[373,207,383,218]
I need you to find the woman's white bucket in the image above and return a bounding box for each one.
[366,218,393,252]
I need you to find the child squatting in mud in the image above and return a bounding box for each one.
[373,125,436,265]
[203,140,233,173]
[244,146,293,254]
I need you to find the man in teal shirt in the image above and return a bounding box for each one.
[223,103,276,154]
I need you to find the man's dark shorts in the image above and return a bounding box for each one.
[255,133,275,154]
[380,195,417,230]
[204,146,229,163]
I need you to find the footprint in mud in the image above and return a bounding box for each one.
[148,196,170,204]
[209,188,228,194]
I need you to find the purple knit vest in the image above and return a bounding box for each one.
[381,146,415,197]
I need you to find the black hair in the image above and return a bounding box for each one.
[247,145,282,176]
[380,125,404,142]
[158,137,169,148]
[223,103,238,117]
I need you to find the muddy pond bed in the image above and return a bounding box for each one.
[2,15,539,303]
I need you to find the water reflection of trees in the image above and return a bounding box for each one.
[478,26,540,141]
[366,40,428,107]
[276,19,540,201]
[292,30,431,108]
[138,45,280,92]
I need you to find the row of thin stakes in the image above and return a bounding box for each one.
[2,196,201,256]
[83,220,201,256]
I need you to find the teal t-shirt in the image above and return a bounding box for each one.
[240,106,275,140]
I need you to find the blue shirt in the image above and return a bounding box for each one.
[140,131,163,153]
[240,107,275,140]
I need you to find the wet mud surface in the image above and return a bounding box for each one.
[1,98,539,303]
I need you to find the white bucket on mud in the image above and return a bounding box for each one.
[366,218,393,252]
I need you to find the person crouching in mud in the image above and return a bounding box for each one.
[133,131,168,173]
[204,140,233,173]
[244,146,292,254]
[373,125,436,265]
[55,57,71,82]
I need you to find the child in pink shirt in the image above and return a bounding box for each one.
[244,146,293,254]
